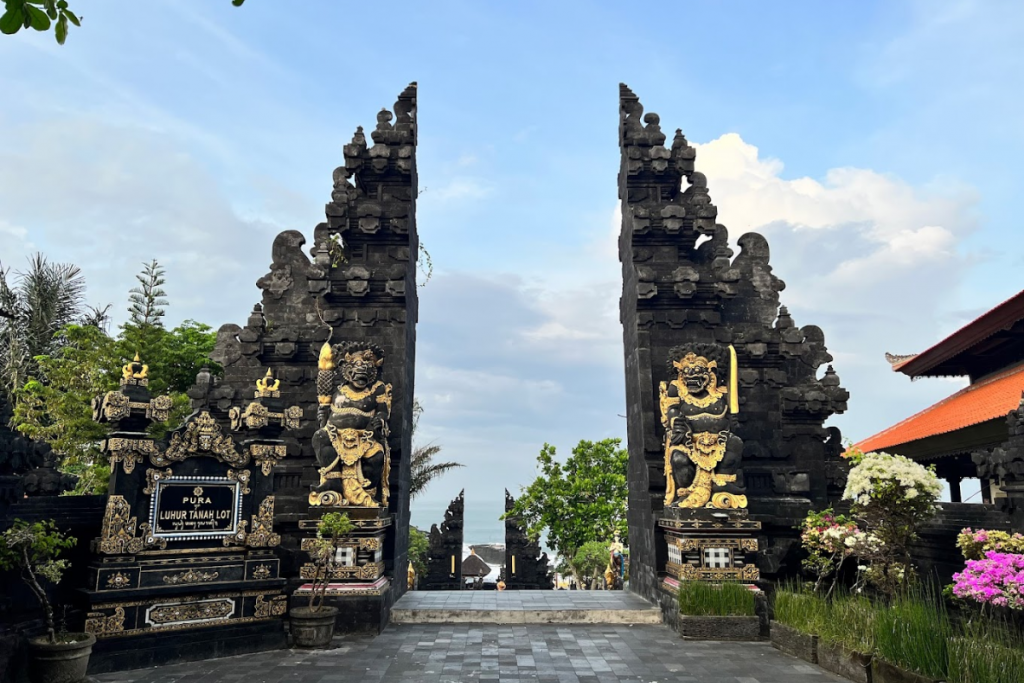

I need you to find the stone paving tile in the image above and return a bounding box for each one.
[93,624,847,683]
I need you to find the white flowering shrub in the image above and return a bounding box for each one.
[843,450,944,507]
[840,449,942,596]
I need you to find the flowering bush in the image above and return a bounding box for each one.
[800,508,860,593]
[843,450,943,508]
[956,528,1024,561]
[952,551,1024,610]
[841,450,942,596]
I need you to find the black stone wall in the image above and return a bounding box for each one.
[617,85,850,601]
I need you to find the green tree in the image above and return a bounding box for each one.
[127,259,167,328]
[14,324,120,493]
[504,438,628,579]
[12,261,219,493]
[0,254,88,398]
[572,540,610,589]
[0,0,245,45]
[408,526,429,582]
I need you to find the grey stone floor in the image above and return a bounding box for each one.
[394,591,658,610]
[93,624,846,683]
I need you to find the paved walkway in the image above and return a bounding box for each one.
[94,623,846,683]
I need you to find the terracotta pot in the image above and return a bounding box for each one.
[289,606,338,648]
[27,632,95,683]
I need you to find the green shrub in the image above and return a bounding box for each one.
[873,591,950,680]
[677,581,756,616]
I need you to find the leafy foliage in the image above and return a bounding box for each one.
[570,540,609,587]
[0,254,88,398]
[14,324,120,493]
[956,528,1024,561]
[799,507,859,595]
[306,512,354,611]
[0,519,76,643]
[0,1,80,45]
[0,0,245,45]
[11,260,219,493]
[504,438,628,575]
[408,526,429,581]
[127,259,167,327]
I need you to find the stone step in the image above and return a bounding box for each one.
[390,590,664,625]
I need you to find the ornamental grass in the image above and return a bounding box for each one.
[677,581,756,616]
[947,619,1024,683]
[873,589,950,681]
[772,584,1024,682]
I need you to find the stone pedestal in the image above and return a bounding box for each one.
[290,507,393,633]
[658,508,760,592]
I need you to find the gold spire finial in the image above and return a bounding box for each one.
[255,367,280,395]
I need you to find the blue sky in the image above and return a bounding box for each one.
[2,0,1022,543]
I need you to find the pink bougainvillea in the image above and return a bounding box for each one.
[952,551,1024,610]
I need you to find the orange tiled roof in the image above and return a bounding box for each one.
[854,364,1024,454]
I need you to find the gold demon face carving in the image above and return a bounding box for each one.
[340,350,382,390]
[673,353,717,395]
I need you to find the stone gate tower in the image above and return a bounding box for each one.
[205,84,419,631]
[617,84,849,602]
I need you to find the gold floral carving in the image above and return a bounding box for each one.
[85,606,125,636]
[148,599,233,625]
[106,438,157,475]
[105,572,132,589]
[255,369,280,397]
[162,569,220,585]
[230,402,303,431]
[252,564,272,580]
[358,537,381,551]
[142,468,174,496]
[157,411,248,467]
[226,468,251,495]
[222,521,249,547]
[254,594,287,618]
[249,444,287,476]
[299,561,384,581]
[147,394,174,422]
[246,497,280,548]
[98,495,167,554]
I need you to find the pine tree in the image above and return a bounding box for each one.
[127,260,167,327]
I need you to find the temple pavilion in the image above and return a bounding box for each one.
[854,288,1024,504]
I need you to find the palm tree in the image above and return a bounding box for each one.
[0,254,88,397]
[409,400,463,499]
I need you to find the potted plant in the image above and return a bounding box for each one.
[289,511,353,648]
[0,518,93,683]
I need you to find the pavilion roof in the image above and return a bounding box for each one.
[854,363,1024,454]
[890,289,1024,379]
[461,553,491,578]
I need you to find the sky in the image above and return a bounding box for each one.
[2,0,1022,544]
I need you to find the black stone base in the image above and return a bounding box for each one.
[86,619,286,674]
[288,587,392,635]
